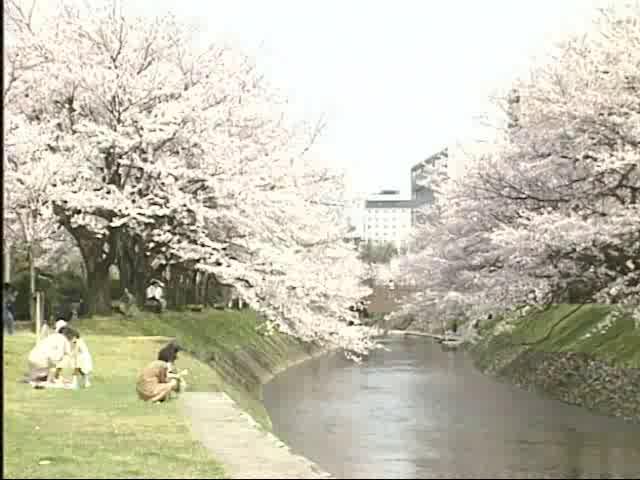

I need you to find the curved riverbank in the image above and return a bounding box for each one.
[181,392,331,479]
[468,304,640,422]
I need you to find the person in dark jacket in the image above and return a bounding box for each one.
[3,283,17,335]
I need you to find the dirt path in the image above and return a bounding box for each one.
[181,392,332,479]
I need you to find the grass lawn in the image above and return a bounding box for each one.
[3,329,225,479]
[3,308,311,479]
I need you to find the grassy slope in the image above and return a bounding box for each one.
[474,304,640,369]
[4,309,313,479]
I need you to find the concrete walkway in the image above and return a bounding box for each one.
[181,392,332,479]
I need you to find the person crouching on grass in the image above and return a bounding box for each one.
[136,341,188,403]
[158,340,189,392]
[26,326,79,386]
[54,319,94,388]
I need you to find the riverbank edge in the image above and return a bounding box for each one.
[465,304,640,423]
[180,392,332,479]
[188,324,336,431]
[170,314,337,478]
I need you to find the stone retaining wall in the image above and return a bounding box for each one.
[474,348,640,423]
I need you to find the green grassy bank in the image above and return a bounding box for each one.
[3,309,324,479]
[470,304,640,421]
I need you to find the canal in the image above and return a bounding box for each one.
[263,337,640,478]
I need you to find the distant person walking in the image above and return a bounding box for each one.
[3,282,17,335]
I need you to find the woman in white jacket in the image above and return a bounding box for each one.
[27,327,79,384]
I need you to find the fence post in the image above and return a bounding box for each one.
[2,243,11,283]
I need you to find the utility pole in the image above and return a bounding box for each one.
[2,242,11,283]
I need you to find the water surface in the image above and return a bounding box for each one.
[263,337,640,478]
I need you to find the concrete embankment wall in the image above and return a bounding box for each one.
[468,304,640,422]
[203,328,330,430]
[167,311,334,478]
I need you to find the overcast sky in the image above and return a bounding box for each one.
[84,1,610,194]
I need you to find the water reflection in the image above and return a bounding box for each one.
[263,337,640,479]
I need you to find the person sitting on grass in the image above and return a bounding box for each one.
[118,288,137,316]
[26,326,79,386]
[136,341,188,403]
[54,318,94,388]
[145,279,166,313]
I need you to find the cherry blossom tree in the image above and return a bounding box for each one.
[5,0,375,354]
[392,3,640,328]
[3,106,79,323]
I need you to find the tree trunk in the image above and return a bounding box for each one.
[117,233,149,306]
[176,269,186,307]
[167,265,195,309]
[29,245,36,327]
[85,254,112,315]
[70,230,115,316]
[117,245,133,295]
[189,270,198,304]
[193,271,200,304]
[167,267,178,309]
[204,274,211,306]
[195,271,206,305]
[55,205,117,316]
[132,270,148,307]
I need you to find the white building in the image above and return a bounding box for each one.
[348,148,451,248]
[349,112,504,247]
[362,190,414,247]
